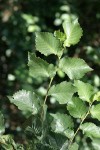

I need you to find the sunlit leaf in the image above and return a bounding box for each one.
[80,122,100,138]
[90,104,100,121]
[93,91,100,101]
[63,19,83,47]
[59,57,92,80]
[8,90,40,114]
[0,135,17,150]
[54,30,66,42]
[69,142,79,150]
[92,138,100,150]
[74,80,94,102]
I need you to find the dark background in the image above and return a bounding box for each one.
[0,0,100,147]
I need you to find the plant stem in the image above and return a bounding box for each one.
[43,50,64,105]
[68,102,92,149]
[44,76,54,105]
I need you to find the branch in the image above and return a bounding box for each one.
[68,102,93,149]
[44,77,54,105]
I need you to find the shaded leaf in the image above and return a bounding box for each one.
[45,132,68,150]
[28,52,56,78]
[59,57,92,80]
[8,90,40,114]
[60,141,69,150]
[63,19,83,47]
[67,97,87,118]
[50,113,74,139]
[80,122,100,138]
[0,112,5,135]
[36,143,54,150]
[90,104,100,121]
[74,80,94,102]
[35,32,62,56]
[48,81,76,104]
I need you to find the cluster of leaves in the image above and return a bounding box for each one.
[0,19,100,149]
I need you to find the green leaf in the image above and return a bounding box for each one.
[0,112,5,135]
[0,135,17,150]
[69,142,79,150]
[50,113,74,139]
[28,52,56,78]
[60,141,69,150]
[16,144,24,150]
[54,30,66,42]
[67,97,87,118]
[35,32,62,56]
[8,90,40,114]
[45,133,68,150]
[59,57,92,80]
[74,80,94,102]
[92,138,100,150]
[63,19,83,47]
[93,91,100,101]
[90,104,100,121]
[36,143,53,150]
[48,81,76,104]
[80,123,100,138]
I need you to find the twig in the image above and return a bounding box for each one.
[68,102,93,149]
[44,77,54,105]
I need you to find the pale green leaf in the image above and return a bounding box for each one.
[0,135,17,150]
[35,32,62,56]
[69,142,79,150]
[92,138,100,150]
[90,104,100,121]
[8,90,40,114]
[59,57,92,80]
[63,19,83,47]
[28,52,56,78]
[48,81,76,104]
[0,112,5,135]
[50,113,74,139]
[54,30,66,42]
[80,123,100,138]
[93,91,100,101]
[74,80,94,102]
[67,97,87,118]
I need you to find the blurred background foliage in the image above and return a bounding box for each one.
[0,0,100,148]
